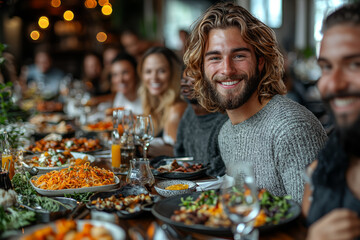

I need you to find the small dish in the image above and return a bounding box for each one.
[155,180,197,198]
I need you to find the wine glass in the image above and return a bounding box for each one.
[118,109,135,134]
[134,115,154,159]
[220,164,260,240]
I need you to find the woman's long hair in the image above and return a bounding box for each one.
[138,47,182,135]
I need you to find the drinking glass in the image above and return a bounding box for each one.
[118,109,135,134]
[118,110,135,170]
[220,164,260,240]
[126,158,155,192]
[134,115,154,159]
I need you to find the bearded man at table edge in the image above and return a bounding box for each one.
[183,2,327,203]
[301,3,360,240]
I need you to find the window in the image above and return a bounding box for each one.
[250,0,282,28]
[313,0,349,42]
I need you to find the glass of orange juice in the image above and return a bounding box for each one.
[111,110,121,172]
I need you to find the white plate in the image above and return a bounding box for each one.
[19,220,126,240]
[23,152,96,174]
[30,175,120,196]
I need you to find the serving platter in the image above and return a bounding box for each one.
[30,175,120,197]
[151,192,301,237]
[22,152,96,175]
[87,185,160,219]
[150,158,209,180]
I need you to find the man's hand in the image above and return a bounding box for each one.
[307,209,360,240]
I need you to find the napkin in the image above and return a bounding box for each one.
[195,175,235,191]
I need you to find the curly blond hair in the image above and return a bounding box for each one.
[138,47,182,136]
[183,2,286,112]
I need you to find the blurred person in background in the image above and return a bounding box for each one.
[111,52,142,115]
[102,45,121,94]
[138,46,187,157]
[120,29,156,62]
[302,3,360,240]
[82,52,110,96]
[21,45,65,99]
[175,68,228,176]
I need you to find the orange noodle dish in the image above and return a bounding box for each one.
[31,163,115,190]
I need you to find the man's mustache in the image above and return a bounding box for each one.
[322,92,360,103]
[213,74,247,82]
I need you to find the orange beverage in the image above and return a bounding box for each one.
[2,155,14,179]
[111,144,121,169]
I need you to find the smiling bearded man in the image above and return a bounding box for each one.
[302,3,360,239]
[184,2,328,203]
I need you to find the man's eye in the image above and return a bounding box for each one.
[348,61,360,70]
[318,63,331,72]
[208,56,221,61]
[234,55,245,59]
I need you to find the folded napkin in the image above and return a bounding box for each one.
[195,174,235,191]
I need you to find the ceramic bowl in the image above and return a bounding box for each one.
[154,180,197,198]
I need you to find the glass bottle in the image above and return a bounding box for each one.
[126,158,155,192]
[111,110,121,173]
[1,132,14,179]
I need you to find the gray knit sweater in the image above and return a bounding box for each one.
[218,95,327,203]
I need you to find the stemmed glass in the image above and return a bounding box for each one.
[220,165,260,240]
[134,115,154,159]
[118,109,135,134]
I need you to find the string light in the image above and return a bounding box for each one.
[63,10,74,21]
[30,30,40,40]
[101,3,112,15]
[84,0,97,8]
[98,0,109,7]
[96,32,107,42]
[50,0,61,8]
[38,16,49,29]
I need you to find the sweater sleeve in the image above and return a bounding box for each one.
[275,121,327,203]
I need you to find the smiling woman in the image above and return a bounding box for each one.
[138,47,187,157]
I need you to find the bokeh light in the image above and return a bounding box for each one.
[50,0,61,8]
[38,16,49,29]
[63,10,74,21]
[30,30,40,40]
[98,0,109,7]
[84,0,97,8]
[101,4,112,15]
[96,32,107,42]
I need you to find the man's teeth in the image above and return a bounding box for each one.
[334,98,356,107]
[221,81,239,86]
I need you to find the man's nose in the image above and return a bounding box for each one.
[222,57,236,76]
[326,67,349,93]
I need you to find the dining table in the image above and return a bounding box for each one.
[84,157,309,240]
[3,149,308,240]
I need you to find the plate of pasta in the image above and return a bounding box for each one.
[30,163,120,196]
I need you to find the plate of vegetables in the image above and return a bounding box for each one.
[151,189,301,237]
[22,149,95,174]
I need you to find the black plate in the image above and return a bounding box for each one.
[150,158,209,180]
[21,197,78,223]
[87,185,160,219]
[151,192,301,237]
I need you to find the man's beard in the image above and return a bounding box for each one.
[323,93,360,157]
[206,68,261,110]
